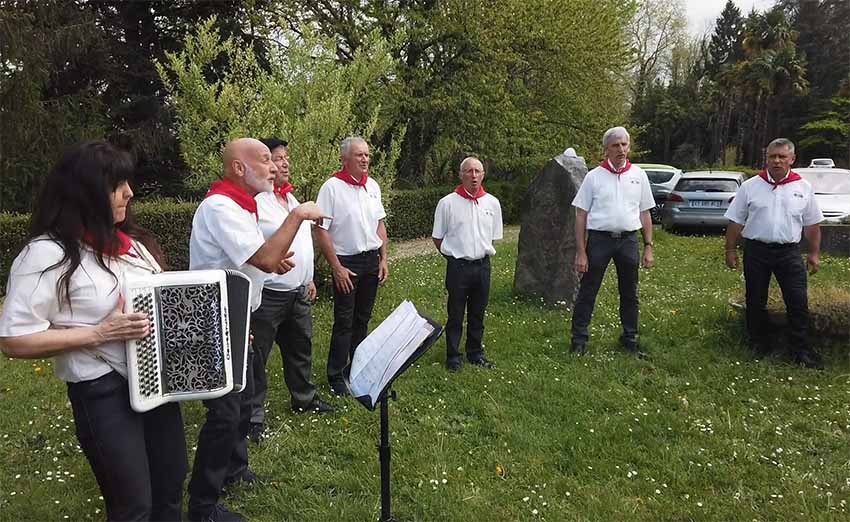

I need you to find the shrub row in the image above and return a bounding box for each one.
[0,182,526,292]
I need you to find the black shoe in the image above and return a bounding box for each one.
[446,358,463,372]
[188,503,245,522]
[248,422,264,444]
[570,341,587,356]
[329,382,350,397]
[469,356,495,369]
[293,398,335,414]
[224,468,266,489]
[793,349,824,370]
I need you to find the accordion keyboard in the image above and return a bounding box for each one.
[132,289,161,398]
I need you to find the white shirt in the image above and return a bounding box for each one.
[725,174,823,244]
[432,192,503,260]
[316,176,386,256]
[189,195,266,310]
[256,191,314,291]
[0,236,161,383]
[572,164,655,232]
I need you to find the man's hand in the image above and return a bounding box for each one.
[292,201,330,224]
[306,281,317,302]
[333,264,357,294]
[378,259,389,284]
[574,251,588,273]
[725,250,738,269]
[807,252,820,274]
[275,251,295,274]
[641,246,654,268]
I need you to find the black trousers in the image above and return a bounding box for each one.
[571,231,640,346]
[67,371,187,522]
[327,250,380,386]
[188,349,255,516]
[743,239,810,351]
[249,286,317,419]
[445,256,491,362]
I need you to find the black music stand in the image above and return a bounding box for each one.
[347,313,443,522]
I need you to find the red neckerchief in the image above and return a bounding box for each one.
[758,170,802,190]
[274,182,293,199]
[205,178,258,222]
[83,229,135,257]
[334,170,368,190]
[454,184,487,203]
[600,159,632,175]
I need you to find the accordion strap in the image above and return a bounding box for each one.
[119,240,163,274]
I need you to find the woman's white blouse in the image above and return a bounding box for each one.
[0,235,160,383]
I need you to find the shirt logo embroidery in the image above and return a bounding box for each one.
[792,192,804,199]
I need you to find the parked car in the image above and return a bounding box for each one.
[635,163,682,223]
[808,158,835,168]
[795,167,850,223]
[661,171,745,231]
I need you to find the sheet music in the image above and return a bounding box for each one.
[349,300,435,405]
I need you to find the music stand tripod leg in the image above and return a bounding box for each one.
[379,390,396,522]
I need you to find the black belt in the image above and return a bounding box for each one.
[339,249,380,259]
[588,230,637,239]
[746,239,797,249]
[447,256,489,265]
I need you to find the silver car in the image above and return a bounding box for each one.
[635,163,682,223]
[795,167,850,223]
[661,171,745,231]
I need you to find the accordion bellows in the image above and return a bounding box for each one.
[124,270,252,412]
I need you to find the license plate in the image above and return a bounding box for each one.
[689,200,721,208]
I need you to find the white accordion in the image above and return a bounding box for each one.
[123,270,252,412]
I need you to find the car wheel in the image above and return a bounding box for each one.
[650,206,662,224]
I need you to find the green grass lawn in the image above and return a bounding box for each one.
[1,231,849,521]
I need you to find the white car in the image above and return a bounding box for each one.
[808,158,835,168]
[795,168,850,223]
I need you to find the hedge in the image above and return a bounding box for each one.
[0,181,526,293]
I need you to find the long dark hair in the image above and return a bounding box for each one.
[28,140,165,306]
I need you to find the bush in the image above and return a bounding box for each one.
[0,182,528,294]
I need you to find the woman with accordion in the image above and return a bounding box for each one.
[0,141,187,521]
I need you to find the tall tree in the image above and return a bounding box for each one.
[705,0,744,77]
[628,0,687,103]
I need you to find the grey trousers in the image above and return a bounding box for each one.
[249,286,317,421]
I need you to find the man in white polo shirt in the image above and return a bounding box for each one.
[432,156,503,371]
[187,137,326,522]
[315,136,389,397]
[724,138,824,369]
[247,138,333,444]
[571,126,655,358]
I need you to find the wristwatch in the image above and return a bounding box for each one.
[644,240,654,247]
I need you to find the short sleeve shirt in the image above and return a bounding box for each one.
[724,175,823,243]
[189,195,267,310]
[316,177,386,255]
[572,164,655,232]
[432,193,503,260]
[0,237,161,383]
[255,192,314,291]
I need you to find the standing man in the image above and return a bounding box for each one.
[570,126,655,357]
[724,138,824,369]
[248,138,333,444]
[315,137,389,397]
[187,138,326,522]
[432,157,503,371]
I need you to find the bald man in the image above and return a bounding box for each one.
[432,157,503,371]
[187,138,326,522]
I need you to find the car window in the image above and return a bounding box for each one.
[674,179,739,192]
[798,172,850,194]
[812,160,833,166]
[645,170,676,184]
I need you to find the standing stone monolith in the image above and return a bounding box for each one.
[513,152,587,307]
